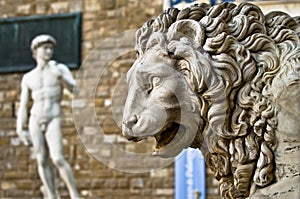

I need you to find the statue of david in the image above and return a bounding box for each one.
[16,35,80,199]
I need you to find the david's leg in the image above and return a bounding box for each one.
[29,117,57,199]
[40,161,60,199]
[46,117,80,199]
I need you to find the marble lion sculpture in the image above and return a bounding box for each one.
[121,2,300,198]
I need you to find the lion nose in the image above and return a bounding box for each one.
[122,115,144,142]
[124,115,138,130]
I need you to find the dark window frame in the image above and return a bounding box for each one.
[0,12,82,73]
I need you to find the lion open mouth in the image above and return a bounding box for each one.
[154,122,180,149]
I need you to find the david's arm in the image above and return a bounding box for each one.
[50,61,78,93]
[16,76,32,146]
[60,64,77,93]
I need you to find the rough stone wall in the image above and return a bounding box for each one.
[0,0,221,199]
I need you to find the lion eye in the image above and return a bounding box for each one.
[145,76,162,95]
[152,76,162,87]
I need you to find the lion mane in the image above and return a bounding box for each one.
[134,2,300,198]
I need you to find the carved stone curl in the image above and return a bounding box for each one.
[122,2,300,198]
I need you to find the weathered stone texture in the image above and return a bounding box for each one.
[0,0,220,198]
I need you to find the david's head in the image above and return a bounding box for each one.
[31,34,56,61]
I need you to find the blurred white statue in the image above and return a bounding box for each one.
[16,34,80,199]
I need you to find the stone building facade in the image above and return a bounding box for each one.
[0,0,222,199]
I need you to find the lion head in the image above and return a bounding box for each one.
[122,2,300,198]
[122,29,206,157]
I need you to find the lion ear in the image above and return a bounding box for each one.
[166,19,205,46]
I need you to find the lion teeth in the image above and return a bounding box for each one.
[152,149,159,156]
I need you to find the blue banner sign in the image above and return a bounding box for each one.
[170,0,196,7]
[175,148,206,199]
[168,0,235,8]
